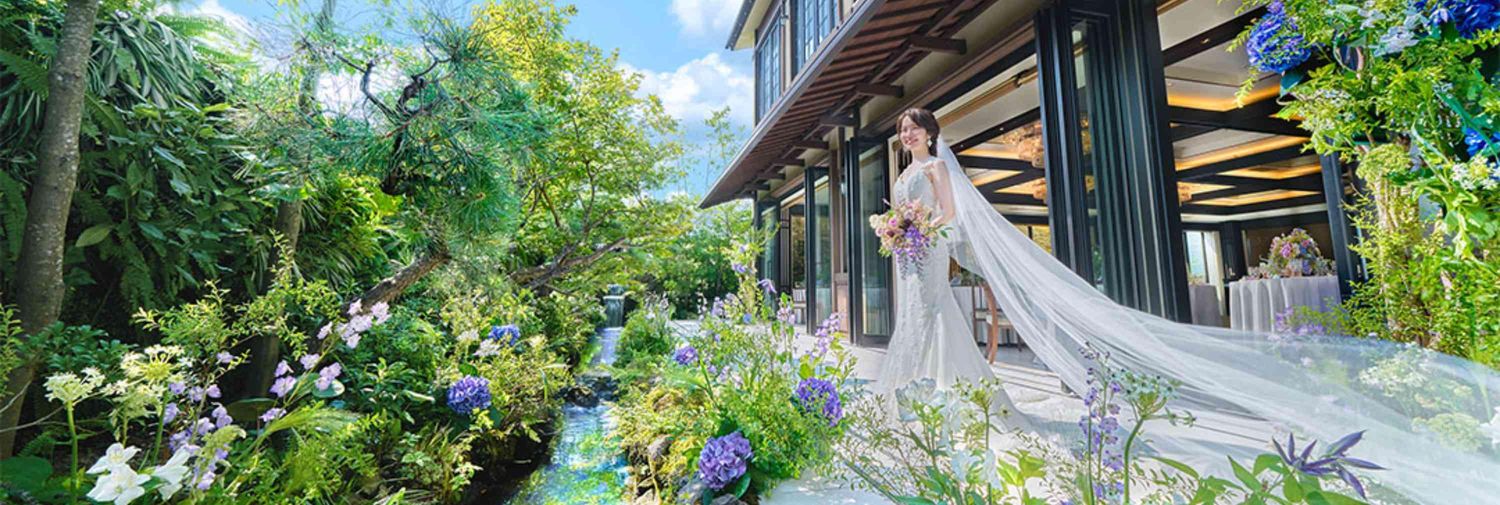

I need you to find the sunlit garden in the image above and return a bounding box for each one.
[0,0,1498,504]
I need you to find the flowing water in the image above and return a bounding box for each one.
[506,327,630,504]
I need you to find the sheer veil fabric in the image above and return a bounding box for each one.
[920,137,1499,503]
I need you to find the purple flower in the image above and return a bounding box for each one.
[260,408,286,423]
[274,360,292,378]
[169,382,186,395]
[1426,0,1500,37]
[732,262,750,275]
[298,354,321,371]
[794,378,843,426]
[205,385,220,399]
[1247,1,1312,74]
[1273,431,1384,499]
[270,376,296,398]
[758,279,776,294]
[370,301,391,325]
[169,431,190,452]
[673,345,699,366]
[488,324,521,346]
[195,471,216,491]
[446,376,492,414]
[212,405,233,429]
[163,403,180,423]
[316,363,342,391]
[215,352,234,364]
[697,431,754,490]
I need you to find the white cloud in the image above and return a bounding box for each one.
[621,52,753,128]
[670,0,741,38]
[187,0,253,37]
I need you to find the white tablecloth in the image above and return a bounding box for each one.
[1228,276,1340,333]
[1188,284,1223,327]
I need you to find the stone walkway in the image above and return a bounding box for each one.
[668,321,1276,504]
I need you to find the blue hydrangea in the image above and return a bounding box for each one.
[672,345,698,366]
[488,324,521,346]
[697,431,753,490]
[793,377,843,426]
[1247,1,1313,73]
[1423,0,1500,38]
[446,375,491,414]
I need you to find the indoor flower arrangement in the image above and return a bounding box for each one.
[613,239,862,504]
[870,200,949,277]
[1234,0,1500,364]
[1247,228,1336,279]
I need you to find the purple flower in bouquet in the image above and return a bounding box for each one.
[673,345,698,366]
[697,431,754,490]
[446,376,492,414]
[794,378,843,426]
[1247,1,1312,74]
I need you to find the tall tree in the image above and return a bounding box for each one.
[1,0,102,456]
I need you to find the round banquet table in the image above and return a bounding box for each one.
[1228,275,1340,333]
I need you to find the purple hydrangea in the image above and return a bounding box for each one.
[488,324,521,346]
[269,376,296,398]
[1423,0,1500,37]
[316,363,343,391]
[697,431,754,490]
[673,345,699,366]
[794,378,843,426]
[1247,1,1312,74]
[446,375,492,414]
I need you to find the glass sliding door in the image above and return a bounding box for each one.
[810,172,834,326]
[848,141,892,342]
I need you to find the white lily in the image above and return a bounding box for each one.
[86,465,150,505]
[87,443,140,475]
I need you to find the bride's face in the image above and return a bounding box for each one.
[898,117,929,154]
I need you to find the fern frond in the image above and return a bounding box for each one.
[0,47,48,94]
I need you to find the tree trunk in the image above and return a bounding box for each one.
[248,0,336,397]
[358,243,452,308]
[1,0,103,457]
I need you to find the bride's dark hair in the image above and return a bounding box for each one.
[898,108,941,156]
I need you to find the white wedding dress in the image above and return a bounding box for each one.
[876,160,1008,390]
[864,138,1500,504]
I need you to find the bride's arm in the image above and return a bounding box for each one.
[924,160,957,227]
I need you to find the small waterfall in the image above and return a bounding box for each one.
[603,285,626,328]
[505,325,628,503]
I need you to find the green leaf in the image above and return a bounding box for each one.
[1253,453,1281,475]
[225,397,276,423]
[1230,457,1260,490]
[0,456,52,493]
[1150,455,1199,479]
[75,225,113,248]
[1305,491,1366,505]
[459,363,479,376]
[731,472,751,498]
[892,497,939,505]
[1279,69,1306,96]
[138,222,165,241]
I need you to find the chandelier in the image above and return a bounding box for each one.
[996,122,1047,168]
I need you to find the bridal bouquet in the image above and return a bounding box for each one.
[869,201,947,277]
[1248,228,1334,279]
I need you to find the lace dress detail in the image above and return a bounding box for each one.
[875,161,1028,427]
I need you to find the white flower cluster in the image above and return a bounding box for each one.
[86,443,192,505]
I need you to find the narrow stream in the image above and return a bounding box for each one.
[506,327,629,504]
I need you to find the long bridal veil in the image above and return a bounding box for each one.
[930,138,1498,503]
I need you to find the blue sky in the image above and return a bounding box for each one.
[192,0,753,197]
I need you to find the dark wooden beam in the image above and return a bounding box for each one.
[976,170,1043,193]
[955,155,1036,171]
[1168,106,1305,138]
[953,107,1042,153]
[1188,174,1323,202]
[790,139,829,150]
[1170,124,1217,142]
[1180,194,1324,215]
[986,192,1046,206]
[748,182,771,191]
[770,158,805,167]
[1193,173,1323,192]
[1162,7,1265,66]
[818,114,857,127]
[910,35,966,54]
[1177,145,1307,180]
[854,83,904,97]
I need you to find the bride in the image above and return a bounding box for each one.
[873,107,1500,503]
